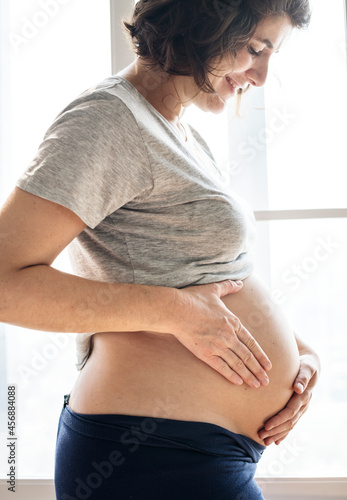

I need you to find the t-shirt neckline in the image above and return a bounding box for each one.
[115,75,189,144]
[114,75,223,184]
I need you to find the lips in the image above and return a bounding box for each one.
[226,76,239,93]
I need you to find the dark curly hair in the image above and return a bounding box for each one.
[124,0,311,94]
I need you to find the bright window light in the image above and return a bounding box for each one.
[1,0,346,481]
[0,0,111,478]
[186,0,347,478]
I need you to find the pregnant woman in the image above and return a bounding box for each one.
[0,1,320,498]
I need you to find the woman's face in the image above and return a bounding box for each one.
[184,15,294,113]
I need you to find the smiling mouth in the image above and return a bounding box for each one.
[226,76,241,93]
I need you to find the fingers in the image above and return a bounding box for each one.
[235,322,272,372]
[259,357,317,443]
[177,280,273,387]
[260,405,309,445]
[294,382,305,394]
[208,356,244,386]
[259,413,297,440]
[214,348,268,388]
[258,393,310,443]
[224,339,270,388]
[262,430,290,446]
[263,405,299,432]
[212,315,272,388]
[274,436,287,446]
[293,360,314,394]
[215,279,243,298]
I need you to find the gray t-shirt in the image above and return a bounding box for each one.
[16,75,256,369]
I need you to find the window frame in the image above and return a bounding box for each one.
[110,0,347,494]
[0,0,345,495]
[110,0,135,73]
[1,477,347,499]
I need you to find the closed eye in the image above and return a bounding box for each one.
[248,46,262,57]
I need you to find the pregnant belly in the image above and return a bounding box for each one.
[69,273,300,444]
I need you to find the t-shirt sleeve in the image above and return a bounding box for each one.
[16,93,153,229]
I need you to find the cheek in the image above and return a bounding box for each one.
[233,52,252,73]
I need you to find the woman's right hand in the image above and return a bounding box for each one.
[170,280,272,388]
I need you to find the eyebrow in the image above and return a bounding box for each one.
[255,38,274,49]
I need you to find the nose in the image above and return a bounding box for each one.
[246,58,270,88]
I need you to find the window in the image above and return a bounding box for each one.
[187,0,347,478]
[0,0,111,478]
[0,0,346,489]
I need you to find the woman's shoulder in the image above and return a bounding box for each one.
[50,75,167,143]
[55,76,138,125]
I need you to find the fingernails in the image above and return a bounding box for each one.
[235,280,243,286]
[296,382,304,393]
[253,376,268,388]
[265,361,272,371]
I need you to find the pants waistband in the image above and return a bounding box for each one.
[61,394,265,463]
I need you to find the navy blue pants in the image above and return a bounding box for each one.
[54,395,265,500]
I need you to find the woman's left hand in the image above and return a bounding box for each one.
[258,352,320,446]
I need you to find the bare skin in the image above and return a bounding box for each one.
[69,273,300,445]
[0,188,271,388]
[118,16,294,133]
[0,14,320,446]
[0,188,318,445]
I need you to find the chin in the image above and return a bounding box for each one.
[197,98,227,114]
[208,100,228,114]
[210,105,227,114]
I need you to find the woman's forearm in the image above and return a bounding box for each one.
[0,189,173,335]
[0,264,176,334]
[0,188,271,386]
[0,264,272,386]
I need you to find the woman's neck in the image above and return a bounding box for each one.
[118,60,191,130]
